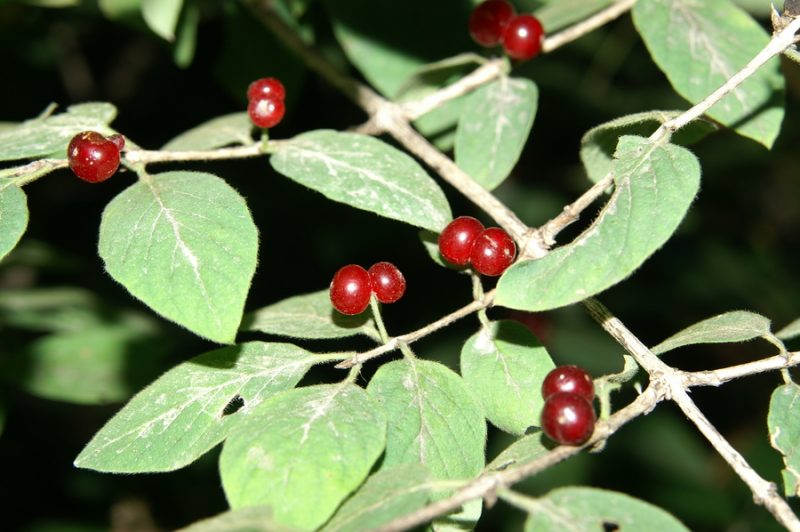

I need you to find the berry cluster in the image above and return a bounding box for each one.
[438,216,517,276]
[540,365,596,445]
[469,0,545,61]
[67,131,125,183]
[247,77,286,129]
[330,262,406,315]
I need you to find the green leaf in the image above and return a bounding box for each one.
[776,318,800,340]
[455,78,538,190]
[271,130,452,232]
[326,0,473,99]
[173,1,200,67]
[487,432,550,472]
[241,290,379,340]
[15,323,166,405]
[0,103,117,161]
[580,111,717,183]
[524,487,690,531]
[98,0,141,19]
[367,359,486,479]
[651,310,781,355]
[323,464,432,532]
[142,0,183,41]
[98,171,258,343]
[768,383,800,497]
[534,0,615,32]
[0,182,29,262]
[0,287,103,332]
[395,53,486,98]
[219,383,387,530]
[74,342,314,472]
[162,113,252,151]
[496,136,700,312]
[177,507,293,532]
[461,321,555,435]
[632,0,785,147]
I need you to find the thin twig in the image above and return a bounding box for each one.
[582,298,800,532]
[542,0,639,53]
[336,290,495,369]
[652,15,800,142]
[0,158,69,185]
[123,142,286,164]
[683,351,800,388]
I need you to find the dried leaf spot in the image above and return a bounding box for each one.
[603,522,620,531]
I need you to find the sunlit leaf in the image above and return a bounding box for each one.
[0,182,28,262]
[768,383,800,497]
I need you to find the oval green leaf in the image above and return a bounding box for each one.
[0,103,117,161]
[271,130,452,232]
[220,383,387,530]
[496,136,700,312]
[455,77,538,190]
[74,342,315,473]
[323,464,431,532]
[241,289,379,340]
[162,112,253,151]
[461,320,555,435]
[487,432,550,472]
[632,0,784,147]
[581,110,716,183]
[367,359,486,479]
[524,487,690,531]
[768,383,800,497]
[651,310,780,355]
[142,0,183,41]
[98,171,258,343]
[178,507,292,532]
[776,317,800,341]
[0,182,29,262]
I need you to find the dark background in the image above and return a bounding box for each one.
[1,1,799,530]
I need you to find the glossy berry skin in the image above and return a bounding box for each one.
[248,96,286,129]
[330,264,372,315]
[502,14,545,60]
[542,365,595,402]
[67,131,121,183]
[247,77,286,102]
[438,216,485,266]
[469,0,515,47]
[540,392,596,446]
[470,227,516,276]
[108,134,126,152]
[368,262,406,304]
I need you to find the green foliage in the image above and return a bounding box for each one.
[98,171,259,343]
[0,183,28,262]
[487,432,550,471]
[0,103,117,161]
[177,506,292,532]
[523,487,690,531]
[632,0,784,147]
[74,342,315,472]
[271,130,452,232]
[367,359,486,479]
[768,383,800,497]
[496,136,701,311]
[242,289,379,340]
[777,318,800,340]
[219,383,387,529]
[651,311,783,355]
[162,113,253,151]
[323,464,432,531]
[461,320,555,435]
[142,0,183,41]
[455,77,538,190]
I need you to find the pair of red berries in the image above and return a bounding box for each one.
[438,216,517,276]
[67,131,125,183]
[247,77,286,129]
[540,365,597,446]
[330,262,406,316]
[469,0,545,61]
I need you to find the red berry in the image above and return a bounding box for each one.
[330,264,372,315]
[540,392,596,446]
[438,216,485,266]
[542,365,594,402]
[469,0,515,47]
[502,14,545,60]
[67,131,121,183]
[470,227,516,276]
[108,134,126,152]
[248,96,286,129]
[247,77,286,102]
[368,262,406,304]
